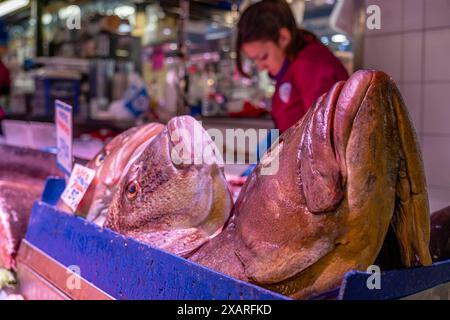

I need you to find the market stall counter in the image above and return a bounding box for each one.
[4,70,450,300]
[14,178,450,300]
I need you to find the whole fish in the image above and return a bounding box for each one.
[0,181,41,269]
[191,70,432,299]
[430,206,450,262]
[105,116,233,257]
[58,123,164,226]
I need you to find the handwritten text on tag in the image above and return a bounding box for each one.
[61,164,96,212]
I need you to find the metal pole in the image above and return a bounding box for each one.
[33,0,44,57]
[176,0,189,115]
[352,0,366,72]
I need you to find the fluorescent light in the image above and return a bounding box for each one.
[58,5,80,20]
[205,31,229,41]
[0,0,29,17]
[331,34,348,43]
[42,13,52,25]
[114,5,135,18]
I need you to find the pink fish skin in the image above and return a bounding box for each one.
[0,145,61,270]
[57,123,164,226]
[105,116,233,257]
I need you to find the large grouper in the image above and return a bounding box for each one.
[190,70,432,299]
[105,116,233,257]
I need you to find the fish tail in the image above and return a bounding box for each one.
[391,83,432,267]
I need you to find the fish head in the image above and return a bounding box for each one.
[105,116,232,256]
[89,123,165,187]
[193,70,431,298]
[229,79,349,284]
[87,127,139,176]
[70,123,164,223]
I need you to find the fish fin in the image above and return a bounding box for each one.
[390,86,432,267]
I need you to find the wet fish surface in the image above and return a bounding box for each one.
[105,116,233,257]
[57,123,164,226]
[0,145,61,269]
[191,70,432,299]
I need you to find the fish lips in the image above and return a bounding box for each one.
[234,71,383,283]
[167,116,223,169]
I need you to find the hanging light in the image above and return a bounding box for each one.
[114,5,135,18]
[58,5,81,20]
[0,0,29,17]
[331,34,348,43]
[42,13,53,25]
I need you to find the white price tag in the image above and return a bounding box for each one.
[60,164,96,212]
[55,100,73,176]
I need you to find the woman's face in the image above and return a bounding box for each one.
[241,28,291,77]
[242,41,285,76]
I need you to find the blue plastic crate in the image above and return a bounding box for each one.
[22,178,450,300]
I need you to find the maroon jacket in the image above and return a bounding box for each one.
[271,36,349,133]
[0,60,10,96]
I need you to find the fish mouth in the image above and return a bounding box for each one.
[299,70,374,214]
[237,71,379,283]
[279,71,396,277]
[167,116,223,168]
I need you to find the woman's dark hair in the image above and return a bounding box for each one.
[236,0,316,77]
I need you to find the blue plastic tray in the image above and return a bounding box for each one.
[23,178,450,300]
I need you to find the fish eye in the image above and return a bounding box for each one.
[126,180,139,201]
[95,152,107,166]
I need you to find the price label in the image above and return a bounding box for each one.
[55,100,73,176]
[60,164,96,212]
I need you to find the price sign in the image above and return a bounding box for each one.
[60,164,96,212]
[55,100,73,176]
